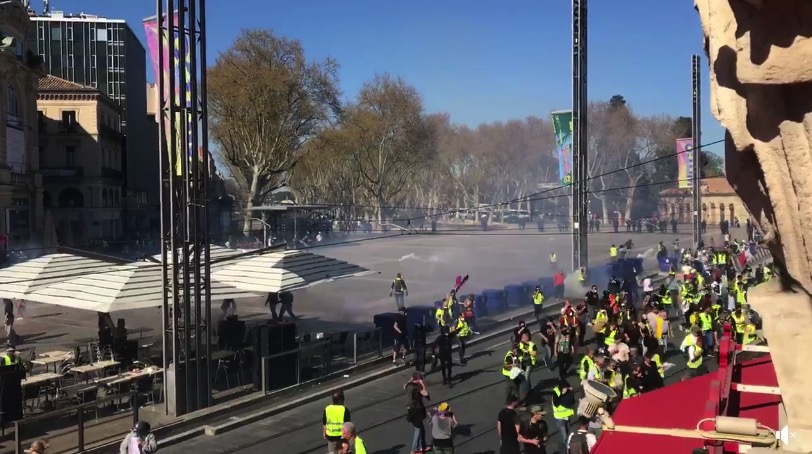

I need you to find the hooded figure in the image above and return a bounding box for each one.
[120,421,158,454]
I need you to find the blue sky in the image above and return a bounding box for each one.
[44,0,725,155]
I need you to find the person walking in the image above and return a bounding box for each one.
[322,391,351,453]
[497,394,521,454]
[405,372,430,454]
[390,273,408,310]
[341,422,367,454]
[518,406,548,454]
[430,402,457,454]
[434,331,454,387]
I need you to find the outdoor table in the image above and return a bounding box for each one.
[72,360,121,382]
[21,372,62,387]
[97,367,164,387]
[31,352,69,373]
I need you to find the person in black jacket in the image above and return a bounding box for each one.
[432,332,454,387]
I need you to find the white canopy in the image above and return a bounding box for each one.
[0,253,114,299]
[211,250,377,294]
[151,244,243,266]
[24,261,261,313]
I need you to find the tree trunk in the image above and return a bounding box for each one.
[241,171,261,235]
[624,186,636,221]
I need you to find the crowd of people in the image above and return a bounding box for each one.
[318,235,773,454]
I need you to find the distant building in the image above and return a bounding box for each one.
[659,176,750,225]
[0,0,44,248]
[26,9,152,231]
[37,74,123,243]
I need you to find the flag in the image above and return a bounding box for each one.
[676,138,694,189]
[552,111,574,185]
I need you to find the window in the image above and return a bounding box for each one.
[61,111,77,130]
[51,27,62,41]
[67,26,73,41]
[90,54,97,68]
[65,145,77,168]
[6,83,20,125]
[97,29,107,41]
[67,54,74,68]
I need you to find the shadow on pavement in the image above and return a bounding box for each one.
[371,443,405,454]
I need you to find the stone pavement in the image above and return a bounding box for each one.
[160,323,710,454]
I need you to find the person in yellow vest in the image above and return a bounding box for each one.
[518,332,538,393]
[603,322,618,350]
[503,346,523,400]
[1,346,21,366]
[684,336,706,380]
[660,291,674,319]
[762,266,772,283]
[699,306,716,355]
[592,308,608,346]
[452,316,471,365]
[435,301,451,334]
[552,380,576,447]
[653,310,670,353]
[730,307,747,344]
[549,252,557,267]
[743,323,759,345]
[623,364,644,398]
[322,390,351,453]
[736,283,748,307]
[645,349,665,381]
[531,286,545,324]
[577,267,587,285]
[604,360,623,394]
[341,422,367,454]
[609,245,618,261]
[578,348,596,383]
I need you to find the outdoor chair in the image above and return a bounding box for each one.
[135,375,155,406]
[22,383,42,413]
[214,358,233,389]
[75,387,99,422]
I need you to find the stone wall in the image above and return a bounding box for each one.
[695,0,812,296]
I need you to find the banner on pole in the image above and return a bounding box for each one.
[552,111,574,185]
[144,14,196,177]
[676,138,694,189]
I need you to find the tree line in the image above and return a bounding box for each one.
[208,30,723,231]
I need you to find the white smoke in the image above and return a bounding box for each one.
[398,253,440,263]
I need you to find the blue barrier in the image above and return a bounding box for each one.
[483,289,505,314]
[657,257,671,272]
[504,285,525,307]
[474,294,487,317]
[539,277,554,292]
[373,312,398,345]
[522,280,541,293]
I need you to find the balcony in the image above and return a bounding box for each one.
[41,167,84,178]
[101,167,124,181]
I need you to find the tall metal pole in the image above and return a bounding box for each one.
[159,0,211,416]
[572,0,589,272]
[691,55,702,246]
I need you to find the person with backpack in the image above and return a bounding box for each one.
[567,417,596,453]
[554,327,575,381]
[404,372,430,454]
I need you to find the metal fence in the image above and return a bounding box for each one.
[13,391,140,454]
[258,328,384,394]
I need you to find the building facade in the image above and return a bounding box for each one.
[659,176,751,226]
[37,74,123,243]
[0,0,44,248]
[26,10,152,228]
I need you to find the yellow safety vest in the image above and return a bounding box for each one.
[604,328,617,346]
[687,346,703,369]
[652,353,664,378]
[324,405,346,438]
[623,375,637,398]
[455,318,471,337]
[2,354,20,366]
[654,317,664,340]
[609,247,618,257]
[736,289,747,305]
[661,294,672,306]
[552,387,574,420]
[743,324,758,345]
[699,313,713,331]
[519,341,538,367]
[503,352,516,377]
[763,268,772,281]
[579,355,594,380]
[731,313,746,334]
[353,436,368,454]
[435,308,447,326]
[550,253,557,263]
[532,292,544,305]
[595,310,608,323]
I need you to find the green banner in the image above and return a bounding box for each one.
[552,111,573,185]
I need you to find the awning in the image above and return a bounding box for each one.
[150,244,243,266]
[211,250,377,293]
[24,261,260,313]
[593,373,717,453]
[0,253,114,299]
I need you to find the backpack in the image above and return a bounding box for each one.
[568,430,590,454]
[557,337,571,354]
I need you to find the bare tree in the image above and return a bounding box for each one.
[619,115,675,219]
[208,29,341,234]
[334,74,436,222]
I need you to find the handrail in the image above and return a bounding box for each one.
[14,390,139,454]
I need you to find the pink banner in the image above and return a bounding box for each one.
[676,138,694,189]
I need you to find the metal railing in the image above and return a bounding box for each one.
[13,390,139,454]
[258,328,384,394]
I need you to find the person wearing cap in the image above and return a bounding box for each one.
[518,405,548,454]
[531,286,545,325]
[119,421,157,454]
[322,390,351,453]
[2,345,21,366]
[429,402,456,453]
[341,422,367,454]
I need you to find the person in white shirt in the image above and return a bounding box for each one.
[567,417,597,452]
